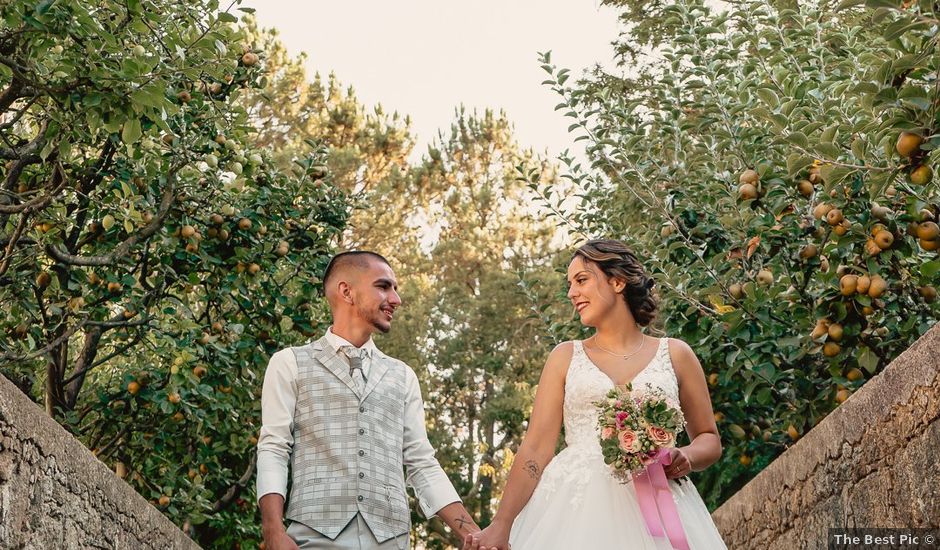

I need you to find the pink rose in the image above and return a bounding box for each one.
[616,411,629,422]
[601,426,615,440]
[646,425,674,447]
[618,429,640,453]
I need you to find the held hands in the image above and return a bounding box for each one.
[663,447,693,479]
[463,520,511,550]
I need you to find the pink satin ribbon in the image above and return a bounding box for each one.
[632,448,691,550]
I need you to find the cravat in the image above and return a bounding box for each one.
[339,345,367,391]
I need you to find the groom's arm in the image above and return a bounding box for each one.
[259,494,298,550]
[436,502,482,540]
[256,350,299,545]
[401,367,480,539]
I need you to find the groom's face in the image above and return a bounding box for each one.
[350,258,401,334]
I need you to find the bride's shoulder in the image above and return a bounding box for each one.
[542,340,577,377]
[662,337,696,357]
[662,337,704,376]
[549,340,576,359]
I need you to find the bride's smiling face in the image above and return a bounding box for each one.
[566,256,625,327]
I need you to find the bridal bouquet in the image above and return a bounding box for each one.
[595,384,686,482]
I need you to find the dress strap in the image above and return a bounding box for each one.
[656,337,680,385]
[656,337,669,359]
[566,340,588,379]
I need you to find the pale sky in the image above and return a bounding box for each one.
[240,1,622,161]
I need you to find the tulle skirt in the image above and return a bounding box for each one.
[509,445,727,549]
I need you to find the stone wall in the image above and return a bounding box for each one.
[0,374,199,549]
[712,325,940,549]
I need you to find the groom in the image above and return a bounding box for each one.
[257,251,480,549]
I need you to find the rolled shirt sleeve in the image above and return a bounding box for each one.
[401,367,461,518]
[256,348,298,501]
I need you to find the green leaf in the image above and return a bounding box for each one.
[921,260,940,278]
[121,119,142,144]
[786,153,814,176]
[34,0,55,16]
[851,139,867,160]
[757,88,779,108]
[858,346,879,373]
[754,363,776,382]
[820,124,839,144]
[836,0,865,9]
[866,0,902,8]
[816,142,842,160]
[901,97,931,111]
[787,131,809,148]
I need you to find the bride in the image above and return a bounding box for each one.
[465,239,727,550]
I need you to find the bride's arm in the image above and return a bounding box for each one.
[666,338,722,478]
[464,342,571,550]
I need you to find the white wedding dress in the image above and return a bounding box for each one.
[509,339,727,549]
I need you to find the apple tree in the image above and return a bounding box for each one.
[530,0,940,507]
[0,0,347,545]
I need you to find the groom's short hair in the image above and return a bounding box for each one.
[322,251,390,291]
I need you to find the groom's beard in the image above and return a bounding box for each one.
[358,304,392,334]
[372,317,391,333]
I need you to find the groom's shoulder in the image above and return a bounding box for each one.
[282,339,321,355]
[373,348,410,369]
[266,339,321,364]
[373,350,418,384]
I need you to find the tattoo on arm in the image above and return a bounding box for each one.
[455,515,473,531]
[524,459,541,480]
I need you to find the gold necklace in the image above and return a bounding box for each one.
[589,336,646,360]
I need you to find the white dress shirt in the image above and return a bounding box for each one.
[256,327,460,518]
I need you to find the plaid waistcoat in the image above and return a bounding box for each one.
[285,337,409,542]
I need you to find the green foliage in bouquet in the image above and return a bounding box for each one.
[597,385,686,478]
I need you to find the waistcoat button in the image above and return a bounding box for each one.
[357,495,364,502]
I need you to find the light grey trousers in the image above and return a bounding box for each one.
[287,514,409,550]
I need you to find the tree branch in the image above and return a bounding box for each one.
[45,165,180,266]
[96,422,134,461]
[66,330,144,386]
[0,313,90,365]
[0,206,29,277]
[63,326,103,410]
[0,95,37,130]
[0,161,68,214]
[0,78,24,113]
[65,141,117,251]
[210,451,257,513]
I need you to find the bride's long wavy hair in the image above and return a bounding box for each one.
[572,239,658,327]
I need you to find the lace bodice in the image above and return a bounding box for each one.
[533,338,682,506]
[511,337,728,548]
[563,338,679,448]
